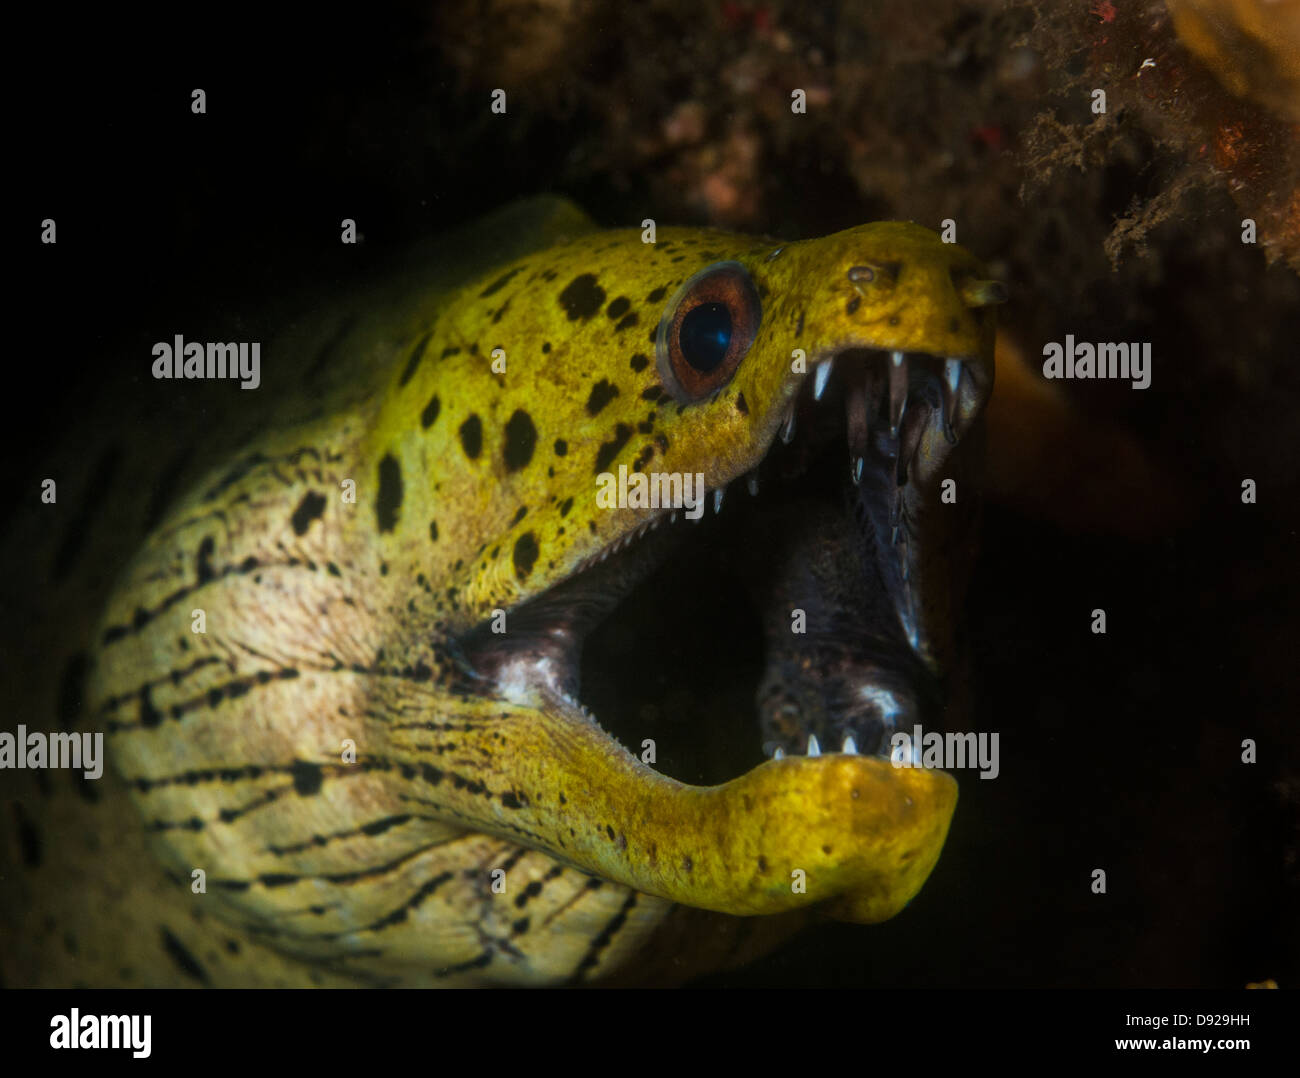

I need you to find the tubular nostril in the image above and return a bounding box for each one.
[959,278,1008,308]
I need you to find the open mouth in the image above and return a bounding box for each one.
[460,344,983,791]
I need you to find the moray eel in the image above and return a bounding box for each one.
[2,197,1002,986]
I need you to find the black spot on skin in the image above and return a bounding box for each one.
[586,380,620,416]
[554,438,568,457]
[421,394,441,429]
[559,497,573,517]
[648,326,659,345]
[595,423,633,472]
[291,491,327,536]
[492,300,510,324]
[846,296,861,315]
[559,274,606,321]
[629,353,649,372]
[542,342,551,354]
[646,286,668,303]
[140,686,163,728]
[513,533,539,580]
[399,331,432,387]
[429,520,439,541]
[291,760,324,796]
[511,506,528,525]
[160,927,210,985]
[795,311,805,337]
[196,536,216,584]
[11,802,41,867]
[479,265,524,298]
[615,313,639,332]
[459,415,483,459]
[57,652,88,729]
[503,409,537,471]
[640,386,662,401]
[735,392,749,415]
[376,454,403,533]
[606,297,631,320]
[440,346,461,359]
[501,791,524,809]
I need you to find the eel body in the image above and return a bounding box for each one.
[0,197,1002,986]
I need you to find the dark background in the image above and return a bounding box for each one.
[13,3,1298,987]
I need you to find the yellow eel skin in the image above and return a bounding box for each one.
[10,196,1000,986]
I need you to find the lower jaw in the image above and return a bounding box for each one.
[424,691,960,923]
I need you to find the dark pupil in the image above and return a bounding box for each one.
[679,302,732,373]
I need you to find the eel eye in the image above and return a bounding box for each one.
[655,261,761,403]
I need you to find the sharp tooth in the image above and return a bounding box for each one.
[813,359,833,401]
[942,358,962,443]
[747,473,759,496]
[807,734,821,757]
[780,407,797,444]
[713,488,725,514]
[842,734,858,754]
[897,407,927,486]
[671,512,678,524]
[888,351,908,437]
[851,456,864,484]
[773,746,785,760]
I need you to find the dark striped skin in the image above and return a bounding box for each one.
[0,199,786,986]
[1,196,990,985]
